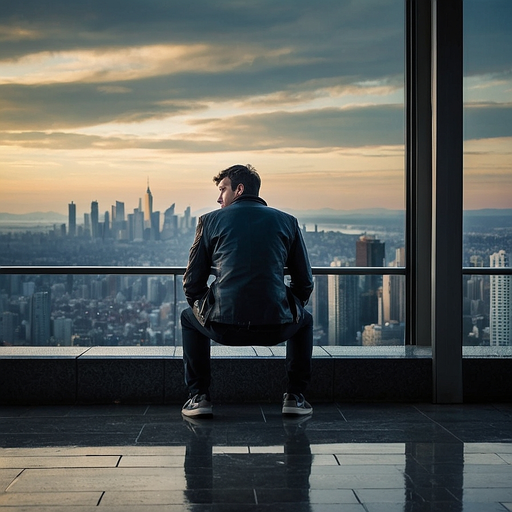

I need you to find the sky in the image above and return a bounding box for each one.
[0,0,511,217]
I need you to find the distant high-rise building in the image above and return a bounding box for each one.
[2,311,19,344]
[311,275,328,341]
[9,275,21,296]
[68,201,76,237]
[470,255,484,267]
[162,203,178,240]
[362,321,405,346]
[29,291,51,345]
[112,201,126,240]
[382,247,406,324]
[91,201,99,238]
[104,210,110,238]
[22,281,36,297]
[356,234,386,267]
[84,213,91,237]
[53,317,73,346]
[327,259,360,345]
[356,234,385,327]
[147,277,161,304]
[489,250,512,346]
[131,205,145,242]
[144,180,153,228]
[150,211,160,241]
[116,201,125,222]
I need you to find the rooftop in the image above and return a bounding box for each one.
[1,402,512,511]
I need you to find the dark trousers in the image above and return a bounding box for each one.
[181,307,313,398]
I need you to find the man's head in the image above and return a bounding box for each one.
[213,164,261,208]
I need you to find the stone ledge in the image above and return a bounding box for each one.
[1,347,510,405]
[0,345,434,359]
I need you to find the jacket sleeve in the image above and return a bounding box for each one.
[286,221,314,303]
[183,216,211,307]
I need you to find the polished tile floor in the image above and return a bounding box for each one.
[0,402,512,511]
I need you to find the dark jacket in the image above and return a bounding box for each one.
[183,195,313,326]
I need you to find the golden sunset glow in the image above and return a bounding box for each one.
[0,1,510,217]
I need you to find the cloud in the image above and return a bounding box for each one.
[0,104,404,151]
[464,0,512,76]
[0,43,302,86]
[464,102,512,140]
[191,105,405,149]
[3,100,511,153]
[0,1,406,132]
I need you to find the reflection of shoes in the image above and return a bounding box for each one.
[283,414,311,436]
[182,393,213,417]
[283,414,312,427]
[182,414,213,436]
[282,393,313,416]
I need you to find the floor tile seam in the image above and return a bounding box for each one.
[4,469,25,492]
[497,454,512,464]
[351,487,427,504]
[0,466,125,470]
[411,405,465,443]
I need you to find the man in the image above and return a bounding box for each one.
[181,164,314,417]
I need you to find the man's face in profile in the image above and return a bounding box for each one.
[217,177,242,208]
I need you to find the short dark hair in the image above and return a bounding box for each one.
[213,164,261,196]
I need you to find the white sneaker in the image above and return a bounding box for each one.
[181,393,213,417]
[282,393,313,416]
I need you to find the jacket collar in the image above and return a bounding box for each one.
[232,194,268,206]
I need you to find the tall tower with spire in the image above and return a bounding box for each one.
[144,178,153,228]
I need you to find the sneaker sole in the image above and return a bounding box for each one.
[181,407,213,418]
[282,406,313,416]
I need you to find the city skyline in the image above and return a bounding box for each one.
[1,1,511,214]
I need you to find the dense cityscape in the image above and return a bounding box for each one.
[1,184,511,349]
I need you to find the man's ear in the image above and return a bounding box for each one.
[236,183,244,196]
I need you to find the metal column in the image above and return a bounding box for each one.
[406,0,432,348]
[431,0,464,403]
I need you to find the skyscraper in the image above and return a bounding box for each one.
[53,317,73,346]
[356,234,386,267]
[150,211,160,241]
[29,291,51,345]
[2,311,19,344]
[110,201,127,240]
[382,247,406,324]
[356,234,386,327]
[84,213,91,237]
[68,201,76,237]
[91,201,99,238]
[327,259,360,345]
[131,201,145,242]
[104,210,110,238]
[144,179,153,228]
[490,250,512,346]
[116,201,125,223]
[162,203,178,240]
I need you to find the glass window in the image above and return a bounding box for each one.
[0,1,405,347]
[463,0,512,352]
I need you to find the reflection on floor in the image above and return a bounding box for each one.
[0,402,511,511]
